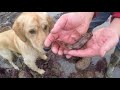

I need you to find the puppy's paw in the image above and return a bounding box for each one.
[38,69,45,75]
[42,55,48,61]
[14,66,20,70]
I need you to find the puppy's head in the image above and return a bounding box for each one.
[12,12,54,53]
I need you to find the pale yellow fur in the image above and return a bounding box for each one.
[0,12,54,75]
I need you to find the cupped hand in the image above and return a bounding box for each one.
[44,12,94,55]
[65,27,119,57]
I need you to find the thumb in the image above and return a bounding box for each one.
[44,33,58,47]
[66,55,72,59]
[51,15,67,34]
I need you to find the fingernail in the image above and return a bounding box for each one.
[66,55,71,59]
[52,49,57,54]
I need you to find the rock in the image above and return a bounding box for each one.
[75,57,91,70]
[95,71,104,78]
[66,57,82,64]
[95,57,107,73]
[5,68,19,78]
[18,70,33,78]
[0,67,8,78]
[0,12,21,30]
[0,67,19,78]
[84,71,95,78]
[68,72,81,78]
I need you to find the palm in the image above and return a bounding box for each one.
[44,12,94,55]
[56,28,81,44]
[67,28,119,57]
[53,13,89,44]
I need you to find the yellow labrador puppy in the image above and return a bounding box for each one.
[0,12,54,75]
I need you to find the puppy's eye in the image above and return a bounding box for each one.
[43,25,48,30]
[29,29,36,34]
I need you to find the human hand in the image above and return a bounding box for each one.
[65,27,119,57]
[44,12,94,55]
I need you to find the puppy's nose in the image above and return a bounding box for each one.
[43,47,51,52]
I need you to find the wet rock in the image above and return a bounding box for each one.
[0,67,8,78]
[0,12,21,30]
[18,70,33,78]
[69,70,95,78]
[95,71,104,78]
[5,68,19,78]
[0,67,19,78]
[36,51,63,78]
[69,72,81,78]
[75,57,91,70]
[51,68,61,76]
[95,57,107,73]
[84,70,95,78]
[66,57,82,64]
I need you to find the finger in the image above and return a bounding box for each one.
[64,49,69,54]
[58,47,64,56]
[66,55,72,59]
[100,38,119,57]
[44,33,59,47]
[51,15,67,33]
[67,48,97,57]
[51,42,60,54]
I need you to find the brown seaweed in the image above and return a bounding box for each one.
[68,32,93,50]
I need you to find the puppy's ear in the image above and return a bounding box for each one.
[12,21,27,42]
[47,16,54,31]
